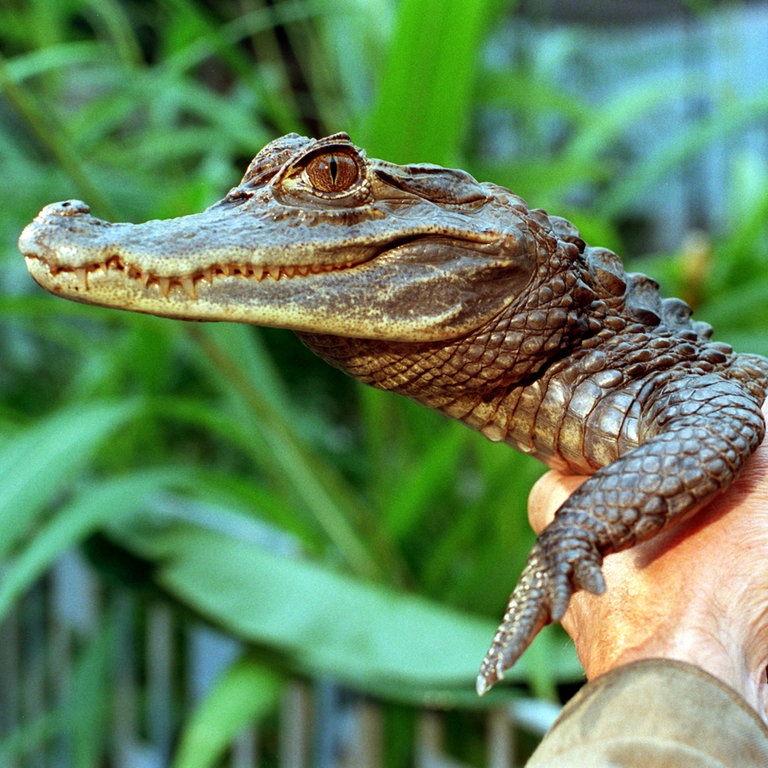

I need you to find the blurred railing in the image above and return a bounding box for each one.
[1,550,558,768]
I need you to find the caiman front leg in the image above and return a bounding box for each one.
[476,374,767,695]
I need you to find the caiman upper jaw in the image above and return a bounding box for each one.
[20,194,534,342]
[20,199,367,299]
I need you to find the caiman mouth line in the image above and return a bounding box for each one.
[28,252,365,299]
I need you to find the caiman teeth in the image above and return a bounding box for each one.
[157,277,171,298]
[35,254,365,298]
[74,267,89,291]
[180,276,197,299]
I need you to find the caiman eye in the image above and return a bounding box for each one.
[304,151,360,193]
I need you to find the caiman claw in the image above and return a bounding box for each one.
[476,530,605,695]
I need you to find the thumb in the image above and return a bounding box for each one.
[528,470,588,533]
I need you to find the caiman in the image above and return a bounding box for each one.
[19,132,768,695]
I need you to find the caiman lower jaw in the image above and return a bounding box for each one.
[24,251,364,301]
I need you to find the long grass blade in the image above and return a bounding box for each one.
[361,0,502,163]
[0,401,139,560]
[172,655,283,768]
[0,469,186,621]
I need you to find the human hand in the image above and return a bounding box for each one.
[528,403,768,720]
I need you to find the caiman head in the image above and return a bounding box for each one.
[20,133,598,398]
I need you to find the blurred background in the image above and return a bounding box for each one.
[1,0,767,766]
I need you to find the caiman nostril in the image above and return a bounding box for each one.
[41,200,91,217]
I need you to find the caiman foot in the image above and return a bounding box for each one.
[476,528,605,695]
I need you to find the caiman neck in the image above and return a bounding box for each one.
[299,252,602,412]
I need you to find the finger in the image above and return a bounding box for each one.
[528,470,588,533]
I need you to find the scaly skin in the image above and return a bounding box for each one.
[18,132,768,694]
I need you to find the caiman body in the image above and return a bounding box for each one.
[20,132,768,694]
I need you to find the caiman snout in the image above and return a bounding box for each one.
[18,199,94,261]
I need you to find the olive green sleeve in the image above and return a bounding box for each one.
[527,659,768,768]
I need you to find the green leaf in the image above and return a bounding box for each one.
[188,325,404,583]
[0,469,186,621]
[172,656,283,768]
[0,711,61,765]
[109,504,581,706]
[0,400,140,559]
[68,616,118,768]
[361,0,502,164]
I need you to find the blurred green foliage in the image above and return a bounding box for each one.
[1,0,767,765]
